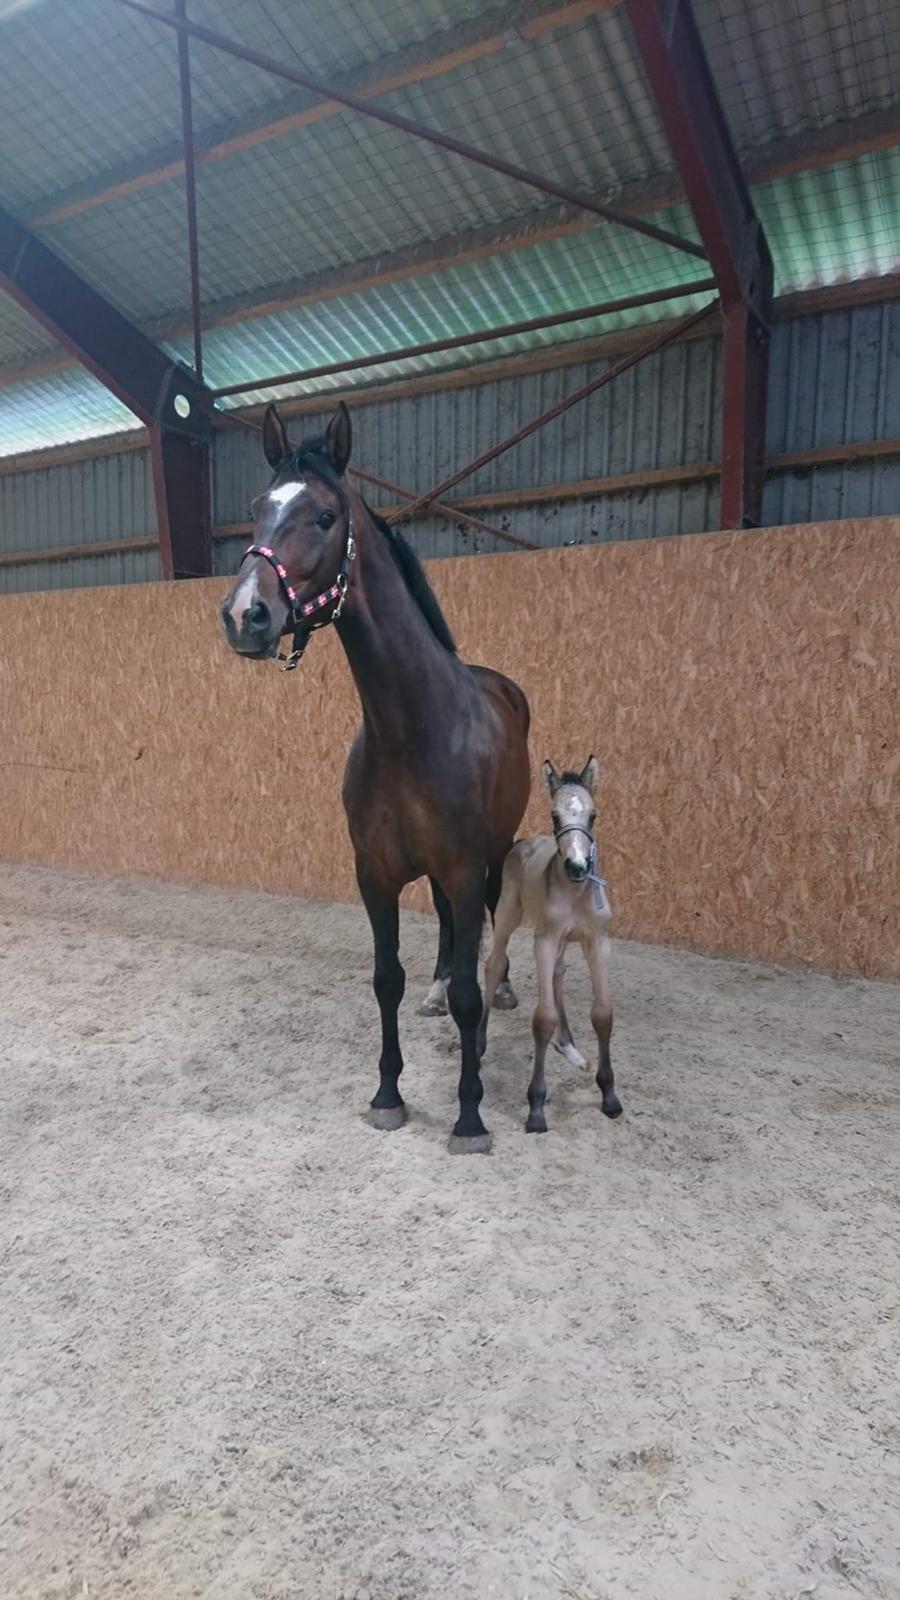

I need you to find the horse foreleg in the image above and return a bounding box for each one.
[357,866,407,1132]
[486,857,518,1011]
[585,934,623,1120]
[445,868,493,1154]
[527,934,561,1133]
[552,951,586,1068]
[420,877,453,1016]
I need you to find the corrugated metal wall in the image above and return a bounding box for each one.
[0,447,161,592]
[2,300,899,593]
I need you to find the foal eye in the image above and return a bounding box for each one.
[317,510,336,530]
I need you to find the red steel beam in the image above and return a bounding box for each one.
[214,409,534,550]
[210,278,715,398]
[350,465,536,551]
[624,0,774,528]
[176,0,204,382]
[0,203,213,578]
[111,0,706,261]
[389,299,718,525]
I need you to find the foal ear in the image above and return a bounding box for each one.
[325,402,352,475]
[263,403,289,470]
[579,755,600,795]
[542,759,561,796]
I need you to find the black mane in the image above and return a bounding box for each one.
[283,434,457,655]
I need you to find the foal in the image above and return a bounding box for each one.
[479,757,623,1133]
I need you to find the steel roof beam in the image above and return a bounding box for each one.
[176,0,203,384]
[110,0,705,261]
[210,278,715,398]
[624,0,773,528]
[32,0,617,229]
[0,205,213,578]
[389,299,718,525]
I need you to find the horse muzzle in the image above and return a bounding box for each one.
[219,593,283,657]
[563,859,589,883]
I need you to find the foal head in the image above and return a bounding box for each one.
[542,756,600,883]
[220,401,353,659]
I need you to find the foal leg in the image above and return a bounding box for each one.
[551,951,586,1069]
[486,858,518,1011]
[526,934,560,1134]
[586,934,623,1119]
[420,877,453,1016]
[477,871,523,1059]
[357,868,407,1132]
[446,868,493,1154]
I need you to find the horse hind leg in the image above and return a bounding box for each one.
[552,951,586,1069]
[446,868,493,1154]
[420,878,453,1016]
[486,858,518,1011]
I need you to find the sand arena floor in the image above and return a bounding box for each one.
[1,862,898,1600]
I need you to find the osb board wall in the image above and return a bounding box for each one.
[0,517,897,978]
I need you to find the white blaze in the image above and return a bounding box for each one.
[229,567,259,621]
[268,479,307,510]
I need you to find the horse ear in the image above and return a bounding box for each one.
[325,402,352,475]
[542,760,561,796]
[263,403,289,470]
[580,755,600,795]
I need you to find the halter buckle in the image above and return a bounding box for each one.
[331,572,349,622]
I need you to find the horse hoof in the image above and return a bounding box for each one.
[448,1131,493,1155]
[602,1093,623,1120]
[553,1040,586,1069]
[368,1104,409,1131]
[525,1115,548,1134]
[491,981,518,1011]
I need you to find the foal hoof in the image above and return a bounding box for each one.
[447,1131,493,1156]
[491,980,518,1011]
[602,1092,623,1120]
[368,1104,409,1131]
[553,1040,587,1069]
[525,1113,548,1134]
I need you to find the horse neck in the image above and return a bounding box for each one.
[335,502,458,747]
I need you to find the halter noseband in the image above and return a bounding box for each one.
[240,511,356,672]
[553,820,609,909]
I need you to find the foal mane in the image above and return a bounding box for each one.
[284,434,457,655]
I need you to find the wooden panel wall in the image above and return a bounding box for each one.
[0,517,896,977]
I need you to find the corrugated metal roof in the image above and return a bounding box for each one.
[27,13,680,330]
[0,0,897,455]
[698,0,899,151]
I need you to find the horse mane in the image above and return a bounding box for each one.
[285,434,457,655]
[558,771,587,789]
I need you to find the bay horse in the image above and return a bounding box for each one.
[479,757,623,1133]
[220,402,531,1152]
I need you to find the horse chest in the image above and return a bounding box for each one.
[347,779,443,879]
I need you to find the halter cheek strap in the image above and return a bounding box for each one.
[554,821,610,911]
[240,514,356,672]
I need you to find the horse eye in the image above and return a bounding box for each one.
[318,510,336,530]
